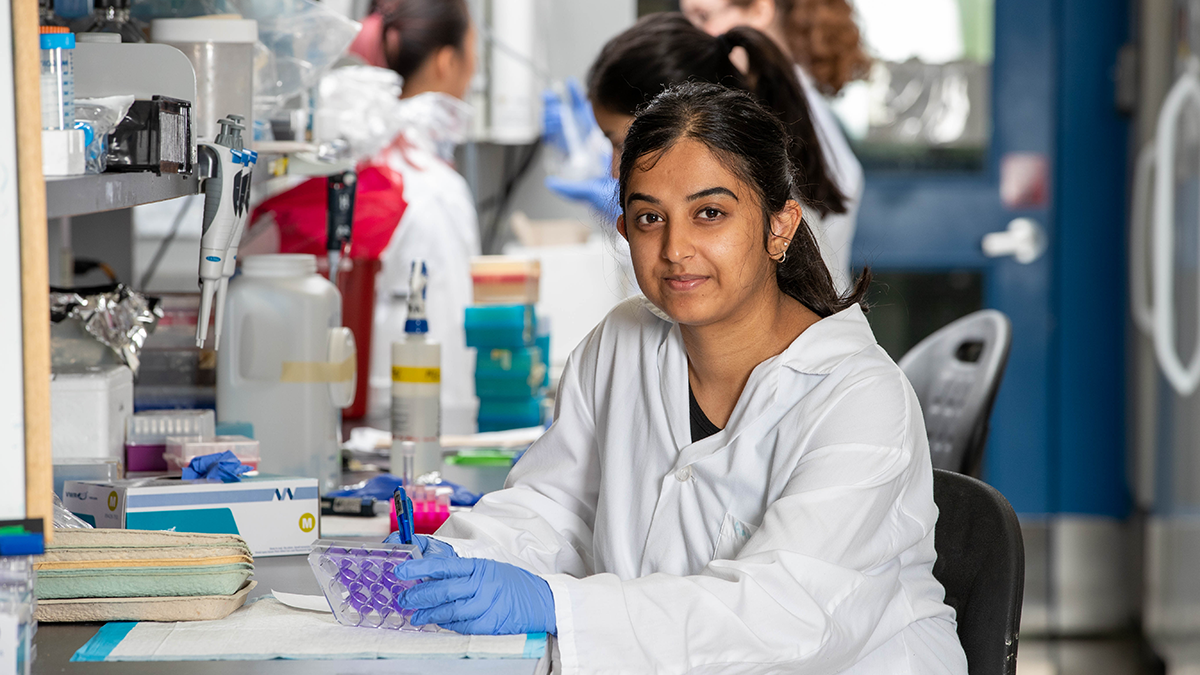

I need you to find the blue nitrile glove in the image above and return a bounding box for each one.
[542,88,568,153]
[564,77,597,131]
[182,451,252,483]
[545,174,621,223]
[394,557,556,635]
[382,532,458,559]
[542,78,597,153]
[327,474,482,507]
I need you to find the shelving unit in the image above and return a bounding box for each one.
[45,172,199,220]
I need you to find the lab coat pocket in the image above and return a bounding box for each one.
[713,511,760,561]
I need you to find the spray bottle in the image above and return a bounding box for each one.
[391,260,442,477]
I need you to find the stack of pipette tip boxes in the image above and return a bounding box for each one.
[466,257,549,432]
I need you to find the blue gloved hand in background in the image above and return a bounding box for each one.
[542,78,595,153]
[542,78,619,223]
[382,533,458,559]
[182,451,252,483]
[394,557,556,635]
[545,175,621,223]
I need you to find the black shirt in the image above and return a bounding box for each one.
[689,385,723,443]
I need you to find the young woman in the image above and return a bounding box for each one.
[389,83,967,674]
[678,0,868,293]
[588,13,852,290]
[357,0,479,427]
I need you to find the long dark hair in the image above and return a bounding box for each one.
[373,0,470,82]
[588,12,846,217]
[619,82,868,317]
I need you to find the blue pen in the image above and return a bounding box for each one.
[393,487,413,545]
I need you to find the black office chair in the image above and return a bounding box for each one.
[932,469,1024,675]
[899,310,1012,476]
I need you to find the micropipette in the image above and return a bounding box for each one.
[194,116,254,348]
[211,115,256,350]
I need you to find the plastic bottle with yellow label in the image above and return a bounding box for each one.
[391,260,442,477]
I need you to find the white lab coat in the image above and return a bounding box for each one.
[370,94,480,429]
[435,297,968,675]
[797,66,864,294]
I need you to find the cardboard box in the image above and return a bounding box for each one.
[63,475,319,557]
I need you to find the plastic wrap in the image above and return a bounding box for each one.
[241,0,361,120]
[313,66,405,163]
[74,95,134,174]
[390,92,472,163]
[53,493,93,529]
[49,284,162,375]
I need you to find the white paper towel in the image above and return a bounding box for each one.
[86,597,546,661]
[270,591,331,613]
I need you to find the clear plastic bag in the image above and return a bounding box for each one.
[313,66,405,163]
[238,0,361,120]
[53,493,93,529]
[74,95,135,174]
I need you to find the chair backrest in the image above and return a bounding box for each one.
[932,469,1024,675]
[899,310,1012,476]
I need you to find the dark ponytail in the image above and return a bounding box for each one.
[618,82,868,317]
[373,0,470,82]
[720,25,846,215]
[588,12,846,217]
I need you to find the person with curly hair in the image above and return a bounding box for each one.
[682,0,868,291]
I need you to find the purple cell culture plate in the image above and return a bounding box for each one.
[308,539,435,631]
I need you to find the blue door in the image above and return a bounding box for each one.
[850,0,1129,519]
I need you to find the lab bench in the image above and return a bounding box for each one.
[33,549,547,675]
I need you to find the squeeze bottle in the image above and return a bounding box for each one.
[391,260,442,477]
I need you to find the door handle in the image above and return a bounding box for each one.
[981,218,1047,263]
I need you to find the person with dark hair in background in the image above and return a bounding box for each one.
[347,0,480,426]
[387,82,968,675]
[584,13,853,291]
[680,0,868,290]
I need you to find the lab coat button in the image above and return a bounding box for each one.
[675,466,692,482]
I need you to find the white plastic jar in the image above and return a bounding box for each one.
[217,255,356,492]
[150,18,256,142]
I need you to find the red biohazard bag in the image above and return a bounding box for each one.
[250,162,408,418]
[252,162,407,261]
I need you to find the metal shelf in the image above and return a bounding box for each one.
[45,172,199,219]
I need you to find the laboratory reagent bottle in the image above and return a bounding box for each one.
[391,260,442,477]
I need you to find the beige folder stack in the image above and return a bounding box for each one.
[34,529,256,622]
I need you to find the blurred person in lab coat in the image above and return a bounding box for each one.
[387,82,967,675]
[587,12,852,291]
[351,0,480,426]
[680,0,868,293]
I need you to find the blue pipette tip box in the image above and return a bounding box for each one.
[308,539,435,631]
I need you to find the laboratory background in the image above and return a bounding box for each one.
[0,0,1196,672]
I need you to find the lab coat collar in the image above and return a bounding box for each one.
[656,302,876,456]
[780,303,878,375]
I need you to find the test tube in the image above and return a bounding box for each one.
[38,26,74,131]
[393,440,416,487]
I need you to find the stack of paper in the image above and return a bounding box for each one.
[35,529,256,622]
